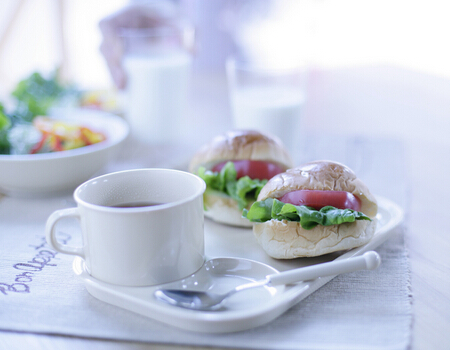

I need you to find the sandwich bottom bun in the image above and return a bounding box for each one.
[203,191,253,228]
[253,218,377,259]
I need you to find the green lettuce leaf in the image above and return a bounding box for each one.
[0,104,11,154]
[0,104,9,130]
[11,70,77,123]
[242,198,371,230]
[197,162,267,210]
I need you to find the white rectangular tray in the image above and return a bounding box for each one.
[73,195,403,333]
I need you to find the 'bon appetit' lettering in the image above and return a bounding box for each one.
[0,233,71,295]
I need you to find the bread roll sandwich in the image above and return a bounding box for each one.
[189,130,293,227]
[243,160,378,258]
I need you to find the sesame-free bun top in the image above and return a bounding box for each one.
[188,130,293,173]
[257,160,378,218]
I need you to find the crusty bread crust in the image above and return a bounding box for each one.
[189,129,293,173]
[257,160,378,218]
[253,217,377,258]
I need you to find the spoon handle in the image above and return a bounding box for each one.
[267,251,381,286]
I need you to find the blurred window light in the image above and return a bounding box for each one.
[1,0,449,98]
[230,0,315,70]
[231,0,450,77]
[0,0,126,96]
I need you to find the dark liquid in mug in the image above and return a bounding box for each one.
[111,201,164,208]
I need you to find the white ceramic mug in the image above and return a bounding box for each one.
[46,168,206,286]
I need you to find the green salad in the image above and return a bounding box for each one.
[0,104,10,154]
[0,70,77,155]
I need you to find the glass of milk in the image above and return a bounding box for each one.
[121,26,193,144]
[226,57,307,150]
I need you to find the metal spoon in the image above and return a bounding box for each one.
[154,251,381,311]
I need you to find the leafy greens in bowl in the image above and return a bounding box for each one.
[0,109,129,197]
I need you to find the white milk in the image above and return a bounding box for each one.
[123,51,192,144]
[230,85,305,148]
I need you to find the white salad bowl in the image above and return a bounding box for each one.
[0,109,129,197]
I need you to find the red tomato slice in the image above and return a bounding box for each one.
[212,160,285,180]
[278,190,361,211]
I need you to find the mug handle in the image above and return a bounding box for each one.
[45,208,85,259]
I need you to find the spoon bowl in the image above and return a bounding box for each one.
[154,251,381,311]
